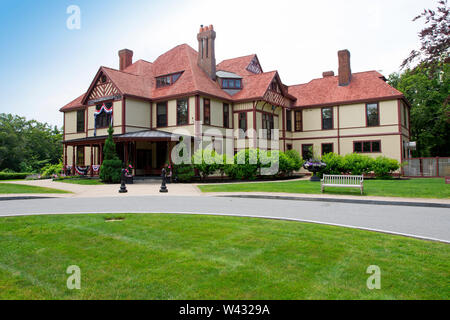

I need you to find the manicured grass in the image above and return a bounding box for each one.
[198,178,450,199]
[54,178,104,185]
[0,183,71,194]
[0,213,448,299]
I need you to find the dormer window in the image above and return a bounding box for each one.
[221,78,242,89]
[156,72,183,88]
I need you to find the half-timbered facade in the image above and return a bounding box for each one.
[60,25,410,176]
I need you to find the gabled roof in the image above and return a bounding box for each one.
[59,94,86,111]
[151,44,231,100]
[288,71,404,108]
[216,54,262,77]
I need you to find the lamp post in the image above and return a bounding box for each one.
[159,167,168,193]
[119,169,128,193]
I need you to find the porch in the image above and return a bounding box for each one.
[63,130,186,177]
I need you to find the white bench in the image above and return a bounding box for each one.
[321,175,364,195]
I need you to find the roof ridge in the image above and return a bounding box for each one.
[218,53,256,64]
[101,66,141,77]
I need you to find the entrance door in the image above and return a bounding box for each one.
[156,143,168,168]
[137,149,152,174]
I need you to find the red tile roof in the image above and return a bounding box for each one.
[60,46,404,113]
[288,71,404,108]
[216,54,259,77]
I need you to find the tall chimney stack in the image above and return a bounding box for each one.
[338,49,351,86]
[119,49,133,71]
[197,25,216,80]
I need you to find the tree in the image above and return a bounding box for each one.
[388,64,450,156]
[0,113,62,172]
[99,125,122,183]
[401,0,449,70]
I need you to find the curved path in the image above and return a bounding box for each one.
[0,195,449,243]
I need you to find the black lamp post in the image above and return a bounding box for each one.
[159,167,168,193]
[119,169,128,193]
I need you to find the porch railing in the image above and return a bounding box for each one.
[402,157,450,177]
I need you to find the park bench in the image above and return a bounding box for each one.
[321,175,364,195]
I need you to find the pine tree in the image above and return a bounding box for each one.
[99,125,122,183]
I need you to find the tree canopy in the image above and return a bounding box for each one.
[0,113,62,172]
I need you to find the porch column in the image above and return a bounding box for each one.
[99,143,103,165]
[124,142,129,166]
[64,144,67,172]
[72,145,76,175]
[90,144,93,177]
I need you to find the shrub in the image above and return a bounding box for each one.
[318,152,345,177]
[0,172,31,180]
[41,161,63,178]
[228,149,260,180]
[192,149,221,180]
[99,126,122,183]
[284,149,303,171]
[372,156,400,178]
[173,163,195,182]
[343,153,374,175]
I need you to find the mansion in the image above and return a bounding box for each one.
[60,25,410,176]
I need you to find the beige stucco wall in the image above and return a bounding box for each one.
[126,98,151,130]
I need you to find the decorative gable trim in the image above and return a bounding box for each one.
[82,68,122,105]
[246,55,263,74]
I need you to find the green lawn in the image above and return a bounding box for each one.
[0,213,448,299]
[198,178,450,199]
[54,178,104,185]
[0,183,71,194]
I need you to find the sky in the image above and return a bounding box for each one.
[0,0,432,127]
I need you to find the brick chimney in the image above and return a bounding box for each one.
[322,71,334,78]
[338,49,351,86]
[197,25,216,80]
[118,49,133,71]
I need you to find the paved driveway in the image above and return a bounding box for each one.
[0,195,449,243]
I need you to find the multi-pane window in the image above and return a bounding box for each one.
[294,110,302,132]
[286,110,292,131]
[221,79,242,89]
[322,107,333,130]
[262,113,274,139]
[176,98,188,125]
[353,140,381,153]
[77,110,85,133]
[76,146,85,166]
[238,112,247,138]
[321,143,333,155]
[203,99,210,125]
[302,144,313,161]
[223,103,230,128]
[156,72,183,88]
[94,103,112,128]
[366,103,379,127]
[403,105,408,128]
[157,102,167,127]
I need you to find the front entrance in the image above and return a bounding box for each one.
[156,142,168,168]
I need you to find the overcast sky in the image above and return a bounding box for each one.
[0,0,432,127]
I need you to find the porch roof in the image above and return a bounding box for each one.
[63,129,184,145]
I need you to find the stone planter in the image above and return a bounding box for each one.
[303,161,327,182]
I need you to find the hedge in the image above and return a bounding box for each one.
[318,152,400,178]
[0,172,31,180]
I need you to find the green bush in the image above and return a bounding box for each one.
[0,172,31,180]
[284,149,303,171]
[173,163,195,182]
[318,152,345,177]
[192,149,221,180]
[228,149,261,180]
[41,161,63,178]
[99,159,122,183]
[372,156,400,178]
[99,126,122,183]
[343,153,374,175]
